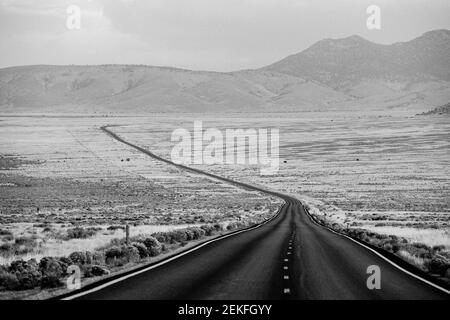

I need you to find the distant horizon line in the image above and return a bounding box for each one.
[1,28,448,73]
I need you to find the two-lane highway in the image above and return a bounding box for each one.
[61,126,449,300]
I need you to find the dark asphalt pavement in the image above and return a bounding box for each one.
[65,127,449,300]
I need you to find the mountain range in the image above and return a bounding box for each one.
[1,29,449,114]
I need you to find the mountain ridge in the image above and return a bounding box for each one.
[1,29,449,113]
[265,29,450,87]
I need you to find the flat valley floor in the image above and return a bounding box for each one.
[0,111,449,297]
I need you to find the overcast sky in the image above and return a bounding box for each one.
[1,0,449,71]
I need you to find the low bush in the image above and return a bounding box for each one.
[107,225,124,231]
[0,229,13,236]
[171,230,189,243]
[200,225,215,236]
[152,232,170,244]
[14,237,36,246]
[427,256,450,276]
[57,257,72,274]
[0,270,19,290]
[0,243,13,254]
[0,220,267,292]
[105,245,140,266]
[90,265,109,277]
[150,224,220,245]
[39,257,64,288]
[131,242,148,258]
[68,251,86,265]
[313,220,450,279]
[13,237,38,255]
[67,227,100,239]
[40,274,63,288]
[184,229,195,241]
[226,221,248,231]
[432,245,446,252]
[105,246,122,260]
[9,259,42,290]
[91,251,105,265]
[186,227,206,240]
[120,246,140,264]
[143,237,162,257]
[83,265,109,278]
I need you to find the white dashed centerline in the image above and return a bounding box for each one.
[282,235,294,296]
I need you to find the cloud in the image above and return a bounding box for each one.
[1,0,450,71]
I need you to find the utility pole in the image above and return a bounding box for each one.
[125,224,130,245]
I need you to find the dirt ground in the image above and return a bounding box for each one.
[0,115,281,264]
[0,111,448,261]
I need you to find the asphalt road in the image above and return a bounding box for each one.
[65,126,449,300]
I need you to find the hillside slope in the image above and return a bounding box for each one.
[266,30,450,89]
[0,65,353,113]
[1,30,449,113]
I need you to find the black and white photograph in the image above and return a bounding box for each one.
[0,0,449,308]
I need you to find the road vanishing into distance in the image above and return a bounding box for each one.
[61,126,450,300]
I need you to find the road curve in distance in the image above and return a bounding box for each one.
[61,126,450,300]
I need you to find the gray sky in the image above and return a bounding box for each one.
[1,0,449,71]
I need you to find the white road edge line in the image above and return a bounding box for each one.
[61,202,286,300]
[65,128,450,298]
[303,204,450,296]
